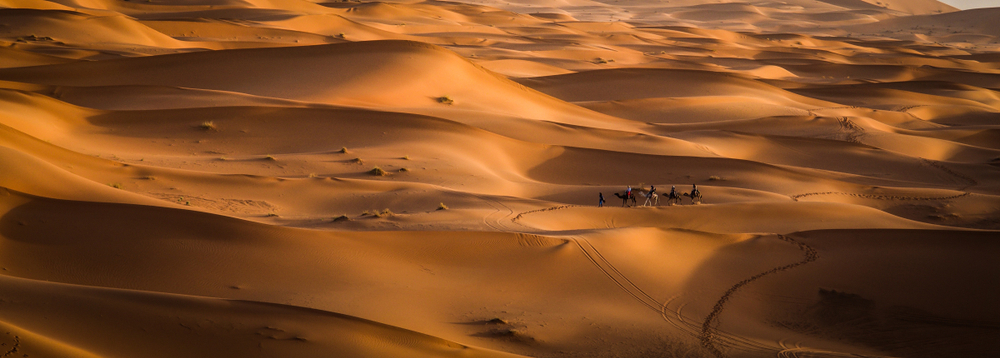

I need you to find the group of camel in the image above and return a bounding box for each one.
[613,187,702,207]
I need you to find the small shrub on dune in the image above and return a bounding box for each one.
[338,147,349,154]
[361,210,372,216]
[369,166,388,176]
[708,175,724,181]
[265,155,277,161]
[333,215,350,222]
[399,167,409,172]
[437,96,454,105]
[375,209,394,218]
[199,121,217,131]
[438,202,448,210]
[266,213,279,217]
[109,183,123,189]
[352,158,364,165]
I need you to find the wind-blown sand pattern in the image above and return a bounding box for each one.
[0,0,998,357]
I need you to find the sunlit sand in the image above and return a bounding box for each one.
[0,0,998,357]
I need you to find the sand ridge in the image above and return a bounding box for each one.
[0,0,998,357]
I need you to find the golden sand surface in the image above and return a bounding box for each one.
[0,0,998,357]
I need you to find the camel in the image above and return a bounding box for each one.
[664,190,682,205]
[613,191,637,207]
[684,189,702,204]
[641,190,658,206]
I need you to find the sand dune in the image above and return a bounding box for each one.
[0,274,524,358]
[518,68,836,107]
[0,40,637,130]
[0,46,75,68]
[0,9,194,51]
[0,0,997,357]
[847,7,1000,39]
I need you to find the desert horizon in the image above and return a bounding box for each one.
[0,0,998,357]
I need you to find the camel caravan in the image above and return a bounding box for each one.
[604,185,701,207]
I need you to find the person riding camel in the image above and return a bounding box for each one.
[649,185,656,197]
[626,186,632,198]
[670,186,676,197]
[692,184,699,197]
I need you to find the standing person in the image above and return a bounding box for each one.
[599,192,605,207]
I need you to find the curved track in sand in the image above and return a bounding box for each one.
[516,209,827,357]
[698,235,819,358]
[661,295,777,356]
[921,159,979,190]
[511,205,580,223]
[477,194,521,232]
[790,191,971,201]
[776,340,891,358]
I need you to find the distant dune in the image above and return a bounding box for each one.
[0,0,997,357]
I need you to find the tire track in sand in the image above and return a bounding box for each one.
[661,296,776,355]
[512,208,664,314]
[572,236,664,314]
[517,207,777,355]
[776,340,880,358]
[699,235,818,358]
[577,234,782,356]
[477,194,518,232]
[476,194,550,232]
[514,205,827,357]
[514,208,666,313]
[512,208,662,313]
[518,210,834,357]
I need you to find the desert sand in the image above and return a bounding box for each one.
[0,0,998,357]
